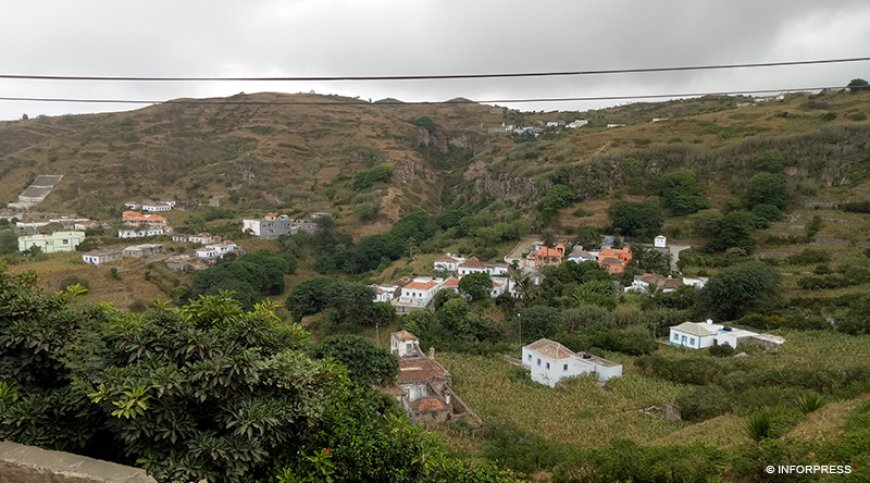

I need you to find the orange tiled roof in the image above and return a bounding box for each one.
[442,277,460,288]
[397,358,449,384]
[122,211,167,223]
[535,246,563,258]
[411,396,447,413]
[435,255,460,263]
[405,280,438,291]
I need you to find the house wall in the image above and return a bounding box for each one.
[668,329,715,349]
[522,348,585,387]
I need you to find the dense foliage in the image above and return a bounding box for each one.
[0,266,515,482]
[698,261,781,320]
[607,201,663,240]
[192,250,295,308]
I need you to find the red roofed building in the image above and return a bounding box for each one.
[598,246,633,274]
[526,243,566,271]
[122,211,167,225]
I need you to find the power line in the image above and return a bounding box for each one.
[0,86,848,106]
[0,57,868,82]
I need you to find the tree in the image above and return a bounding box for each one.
[0,229,17,255]
[743,172,789,211]
[459,272,493,301]
[571,279,617,310]
[537,184,575,225]
[698,261,781,320]
[515,306,563,340]
[696,211,756,253]
[313,335,398,387]
[607,201,662,240]
[847,78,869,93]
[660,170,708,216]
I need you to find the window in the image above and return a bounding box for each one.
[563,364,568,371]
[673,333,679,341]
[536,358,541,366]
[546,362,550,370]
[689,337,695,346]
[527,354,532,361]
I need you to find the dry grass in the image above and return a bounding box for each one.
[438,353,688,448]
[787,393,870,443]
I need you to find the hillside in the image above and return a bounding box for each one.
[2,90,867,239]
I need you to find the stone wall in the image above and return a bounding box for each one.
[0,441,157,483]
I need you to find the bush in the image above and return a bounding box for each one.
[786,248,830,265]
[796,392,824,414]
[607,201,663,240]
[745,412,771,441]
[352,164,392,191]
[709,344,735,357]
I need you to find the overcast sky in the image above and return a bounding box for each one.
[1,0,869,120]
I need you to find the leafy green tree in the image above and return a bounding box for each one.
[607,201,662,240]
[459,272,493,301]
[312,335,398,387]
[698,261,782,320]
[0,229,17,255]
[660,170,708,216]
[352,164,393,191]
[285,278,378,325]
[515,305,563,341]
[571,279,617,310]
[847,78,869,93]
[537,184,575,224]
[743,172,789,210]
[696,211,756,253]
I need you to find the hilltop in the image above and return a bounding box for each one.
[2,89,867,240]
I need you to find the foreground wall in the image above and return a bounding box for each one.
[0,441,157,483]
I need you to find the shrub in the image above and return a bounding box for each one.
[709,344,735,357]
[745,412,771,441]
[786,248,830,265]
[796,392,824,414]
[352,164,392,191]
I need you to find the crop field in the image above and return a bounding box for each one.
[437,330,870,451]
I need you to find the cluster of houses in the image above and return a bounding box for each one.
[242,212,318,240]
[81,231,238,269]
[372,254,512,313]
[490,119,589,136]
[382,331,480,426]
[516,238,635,275]
[120,211,173,239]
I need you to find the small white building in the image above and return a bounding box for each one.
[522,339,623,387]
[122,244,165,258]
[668,320,785,349]
[141,201,175,212]
[606,123,626,129]
[118,226,166,239]
[18,231,85,253]
[682,277,709,289]
[195,241,238,260]
[567,245,598,263]
[654,235,667,248]
[172,233,220,245]
[433,253,466,272]
[490,277,509,297]
[372,284,399,303]
[391,330,422,358]
[457,257,487,276]
[566,120,589,129]
[485,262,510,277]
[82,249,123,265]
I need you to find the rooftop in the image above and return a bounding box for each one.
[397,358,449,384]
[525,338,576,360]
[404,280,438,290]
[410,396,447,413]
[391,330,418,342]
[671,321,718,337]
[459,256,486,269]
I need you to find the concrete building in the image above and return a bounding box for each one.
[195,241,238,260]
[668,320,785,350]
[522,338,623,387]
[122,244,165,258]
[242,213,317,240]
[82,249,123,265]
[18,231,85,253]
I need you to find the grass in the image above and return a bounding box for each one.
[437,353,688,448]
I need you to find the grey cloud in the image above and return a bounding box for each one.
[0,0,868,119]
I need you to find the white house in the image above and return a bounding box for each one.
[141,201,175,212]
[433,253,466,272]
[654,235,667,248]
[668,320,785,349]
[82,249,122,265]
[490,277,509,297]
[521,339,623,387]
[485,262,510,276]
[372,284,399,303]
[122,244,165,258]
[195,241,238,260]
[118,227,166,239]
[18,231,85,253]
[566,120,589,129]
[625,273,684,294]
[567,245,598,263]
[606,123,626,128]
[390,330,422,358]
[457,257,487,276]
[172,233,220,245]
